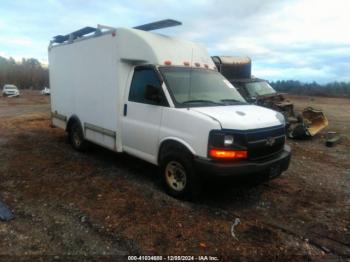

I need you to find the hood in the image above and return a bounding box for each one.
[256,92,284,102]
[191,105,284,130]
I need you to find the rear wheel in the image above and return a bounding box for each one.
[68,122,88,151]
[160,151,201,200]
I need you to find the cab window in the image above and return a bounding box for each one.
[129,67,167,106]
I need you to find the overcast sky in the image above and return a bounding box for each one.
[0,0,349,83]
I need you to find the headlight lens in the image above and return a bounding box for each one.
[276,112,286,126]
[224,135,234,146]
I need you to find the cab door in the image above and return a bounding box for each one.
[121,65,168,164]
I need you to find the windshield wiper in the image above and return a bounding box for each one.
[220,99,246,104]
[182,99,223,105]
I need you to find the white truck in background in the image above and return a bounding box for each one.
[48,20,291,199]
[2,84,20,97]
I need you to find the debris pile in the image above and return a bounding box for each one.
[213,56,329,139]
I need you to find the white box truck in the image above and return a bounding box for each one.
[49,20,291,199]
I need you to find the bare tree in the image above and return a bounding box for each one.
[0,56,49,90]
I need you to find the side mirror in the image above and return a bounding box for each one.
[145,84,162,103]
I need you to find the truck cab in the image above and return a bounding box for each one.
[49,24,291,199]
[228,77,296,117]
[123,65,291,199]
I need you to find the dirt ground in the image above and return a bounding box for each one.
[0,90,349,261]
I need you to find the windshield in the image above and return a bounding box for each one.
[159,67,246,107]
[244,81,276,97]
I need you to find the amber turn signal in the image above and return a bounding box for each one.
[209,149,247,159]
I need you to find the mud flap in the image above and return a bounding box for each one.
[0,201,14,221]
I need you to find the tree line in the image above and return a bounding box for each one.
[0,56,350,97]
[0,56,48,90]
[270,80,350,97]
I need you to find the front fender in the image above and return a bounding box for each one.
[158,137,196,155]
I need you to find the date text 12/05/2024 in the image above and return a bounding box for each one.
[127,255,219,261]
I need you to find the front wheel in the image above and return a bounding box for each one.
[160,152,201,200]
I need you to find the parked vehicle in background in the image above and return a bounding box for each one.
[2,84,20,97]
[41,87,50,95]
[49,20,291,199]
[212,56,328,138]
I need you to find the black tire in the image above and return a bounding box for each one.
[160,150,201,200]
[68,122,88,151]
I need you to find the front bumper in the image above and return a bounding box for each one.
[194,145,291,177]
[3,92,19,97]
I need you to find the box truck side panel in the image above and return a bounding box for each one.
[49,45,75,130]
[49,34,120,151]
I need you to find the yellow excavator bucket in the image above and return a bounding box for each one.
[302,107,328,136]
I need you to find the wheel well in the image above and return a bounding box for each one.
[66,115,82,133]
[158,140,193,164]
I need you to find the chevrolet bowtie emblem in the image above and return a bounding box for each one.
[266,137,276,146]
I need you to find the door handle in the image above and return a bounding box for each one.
[123,104,127,116]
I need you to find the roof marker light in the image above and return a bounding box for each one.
[164,60,172,65]
[195,62,200,67]
[183,61,190,66]
[204,64,209,69]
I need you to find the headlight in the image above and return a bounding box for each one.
[276,112,286,126]
[224,135,234,146]
[208,130,246,149]
[209,131,232,148]
[208,130,247,159]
